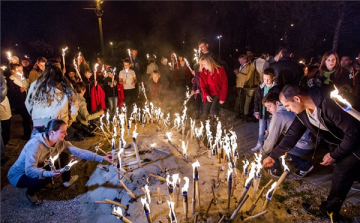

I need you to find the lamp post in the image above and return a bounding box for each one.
[84,0,105,56]
[217,35,222,59]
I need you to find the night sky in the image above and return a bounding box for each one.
[2,1,360,65]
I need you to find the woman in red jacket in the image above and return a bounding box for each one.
[199,54,228,119]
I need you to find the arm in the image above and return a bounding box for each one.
[270,116,307,159]
[65,142,104,162]
[68,95,79,126]
[323,98,360,160]
[261,114,284,156]
[199,71,209,102]
[219,67,228,103]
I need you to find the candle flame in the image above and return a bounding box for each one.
[166,132,172,141]
[146,54,149,60]
[7,51,12,60]
[67,159,79,168]
[192,160,200,179]
[280,154,290,172]
[144,184,151,204]
[62,47,68,53]
[181,141,187,155]
[50,153,59,165]
[1,66,7,71]
[330,86,352,109]
[242,159,249,174]
[182,177,189,193]
[141,196,150,212]
[133,125,138,138]
[266,182,277,199]
[227,163,233,181]
[245,162,256,187]
[172,173,179,188]
[94,63,99,73]
[150,143,156,147]
[112,206,123,217]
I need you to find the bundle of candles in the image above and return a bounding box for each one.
[89,88,293,222]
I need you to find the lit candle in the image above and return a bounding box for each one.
[112,207,133,223]
[132,125,141,167]
[141,196,152,223]
[62,47,68,68]
[60,159,79,173]
[182,177,189,220]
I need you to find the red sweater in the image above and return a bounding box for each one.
[199,67,228,103]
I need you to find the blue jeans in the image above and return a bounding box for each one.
[107,97,118,116]
[272,146,313,172]
[257,118,270,145]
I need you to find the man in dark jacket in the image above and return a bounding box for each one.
[263,85,360,222]
[270,47,303,87]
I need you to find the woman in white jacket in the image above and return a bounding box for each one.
[7,119,111,206]
[25,59,79,135]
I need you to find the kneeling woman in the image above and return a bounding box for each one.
[7,119,111,205]
[199,54,228,119]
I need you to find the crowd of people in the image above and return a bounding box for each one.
[1,38,360,222]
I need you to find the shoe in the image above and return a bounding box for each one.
[26,193,44,206]
[351,181,360,191]
[295,165,314,178]
[269,169,282,178]
[63,175,79,188]
[302,203,329,220]
[251,143,262,152]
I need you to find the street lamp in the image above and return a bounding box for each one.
[217,35,222,59]
[110,42,114,59]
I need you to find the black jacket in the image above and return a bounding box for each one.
[270,56,303,87]
[270,87,360,161]
[253,83,275,119]
[103,77,117,98]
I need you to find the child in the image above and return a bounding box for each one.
[73,82,104,140]
[103,68,118,116]
[119,59,137,109]
[83,68,94,111]
[148,70,163,107]
[251,68,276,152]
[260,91,314,178]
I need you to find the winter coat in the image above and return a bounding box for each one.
[6,75,28,111]
[236,62,255,88]
[25,80,79,127]
[270,87,360,161]
[200,67,228,103]
[90,84,106,111]
[7,133,104,186]
[253,82,276,119]
[103,76,118,98]
[261,105,314,156]
[28,66,43,85]
[270,56,303,87]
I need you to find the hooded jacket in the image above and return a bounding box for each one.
[261,104,314,156]
[253,82,276,119]
[7,133,103,186]
[270,87,360,161]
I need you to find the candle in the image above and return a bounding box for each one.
[192,160,200,214]
[132,125,142,168]
[184,58,193,72]
[141,196,152,223]
[227,164,233,209]
[262,181,277,211]
[167,201,177,223]
[48,153,59,171]
[62,47,68,68]
[112,207,132,223]
[127,49,132,63]
[330,86,360,121]
[6,51,12,61]
[182,177,189,220]
[247,178,273,215]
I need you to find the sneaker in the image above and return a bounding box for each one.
[269,169,282,178]
[63,175,79,188]
[251,143,262,152]
[295,165,314,178]
[351,181,360,191]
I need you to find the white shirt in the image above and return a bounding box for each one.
[119,69,136,90]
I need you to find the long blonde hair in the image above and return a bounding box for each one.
[199,54,222,73]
